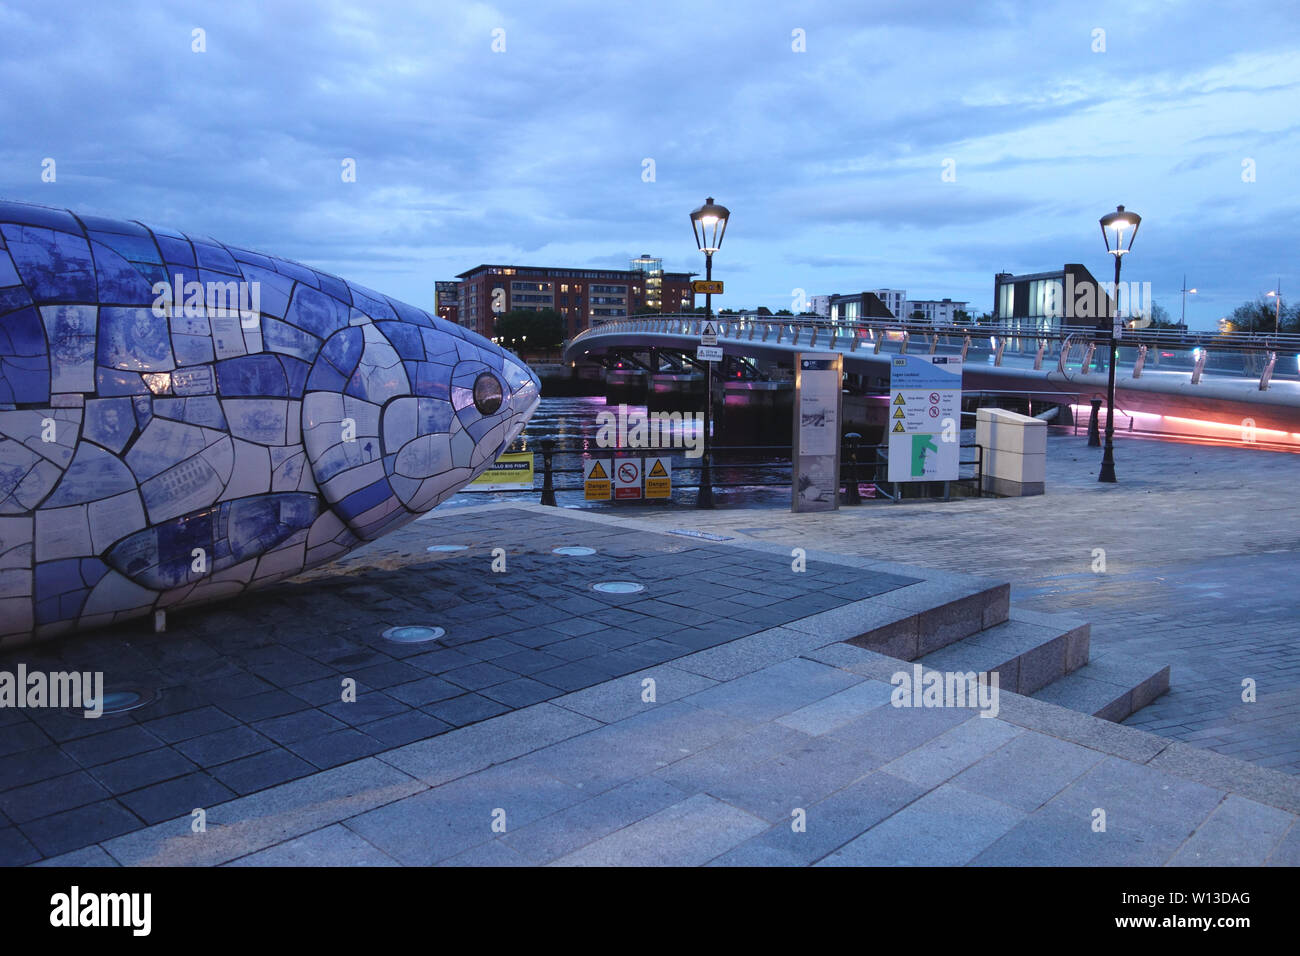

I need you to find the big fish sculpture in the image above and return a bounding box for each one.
[0,200,540,644]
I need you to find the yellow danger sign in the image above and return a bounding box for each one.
[645,457,672,499]
[584,458,612,501]
[892,421,905,433]
[893,393,906,405]
[893,408,905,419]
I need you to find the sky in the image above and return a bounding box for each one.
[1,0,1297,330]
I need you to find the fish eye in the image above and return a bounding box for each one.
[473,372,504,415]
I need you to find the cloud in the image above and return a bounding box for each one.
[0,0,1296,326]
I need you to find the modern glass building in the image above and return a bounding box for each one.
[993,264,1114,334]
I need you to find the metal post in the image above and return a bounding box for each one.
[697,252,715,509]
[540,437,557,506]
[1087,398,1102,446]
[843,432,861,505]
[1099,255,1121,482]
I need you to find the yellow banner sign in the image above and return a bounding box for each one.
[469,452,534,491]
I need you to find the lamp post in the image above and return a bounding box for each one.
[1266,283,1282,333]
[690,196,730,509]
[1180,275,1196,329]
[1098,204,1140,483]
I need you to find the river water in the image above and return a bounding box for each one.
[442,395,794,510]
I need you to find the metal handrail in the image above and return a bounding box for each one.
[458,435,985,503]
[572,313,1300,353]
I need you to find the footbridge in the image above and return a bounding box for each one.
[564,315,1300,449]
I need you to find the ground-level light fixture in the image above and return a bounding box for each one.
[381,625,447,644]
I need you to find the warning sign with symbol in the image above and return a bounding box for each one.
[614,457,642,500]
[584,458,612,501]
[645,457,672,499]
[887,354,962,482]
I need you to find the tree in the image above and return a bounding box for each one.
[1132,302,1179,330]
[493,309,564,350]
[953,310,970,324]
[754,306,773,316]
[775,309,793,316]
[1227,297,1281,334]
[632,305,659,316]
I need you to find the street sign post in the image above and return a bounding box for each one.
[692,280,724,294]
[696,345,723,362]
[700,321,718,346]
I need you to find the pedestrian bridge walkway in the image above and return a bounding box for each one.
[566,316,1300,449]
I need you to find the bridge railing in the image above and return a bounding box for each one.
[575,313,1300,352]
[568,314,1300,387]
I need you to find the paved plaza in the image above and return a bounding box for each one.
[628,434,1300,775]
[0,507,918,863]
[1,432,1297,866]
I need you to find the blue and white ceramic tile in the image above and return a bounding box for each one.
[0,199,540,643]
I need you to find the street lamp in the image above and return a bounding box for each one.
[690,196,730,509]
[1180,275,1196,328]
[1098,204,1140,483]
[1266,283,1282,332]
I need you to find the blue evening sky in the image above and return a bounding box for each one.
[2,0,1297,328]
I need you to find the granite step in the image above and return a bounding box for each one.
[1031,655,1171,722]
[911,609,1089,696]
[843,577,1010,660]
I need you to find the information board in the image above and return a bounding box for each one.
[792,353,843,512]
[887,354,962,482]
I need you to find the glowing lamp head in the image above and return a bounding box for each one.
[690,196,731,253]
[1100,204,1141,256]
